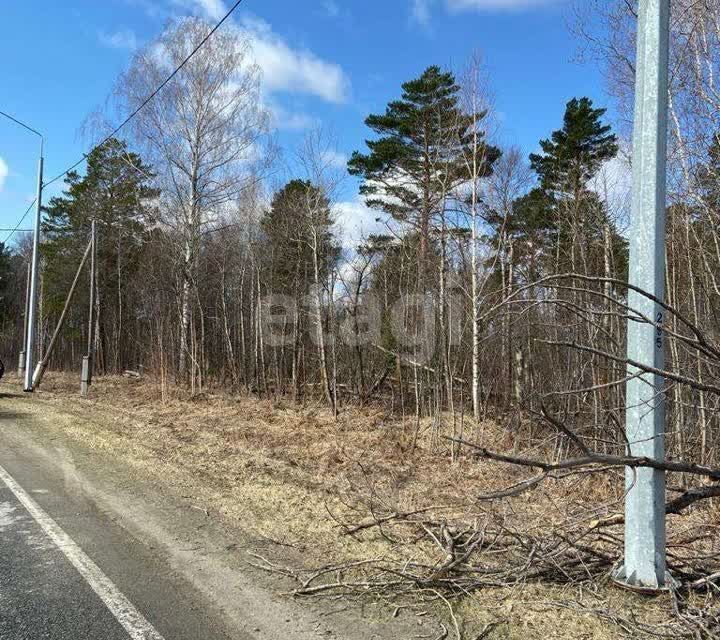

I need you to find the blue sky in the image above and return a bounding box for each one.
[0,0,609,243]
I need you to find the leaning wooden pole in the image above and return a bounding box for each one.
[32,237,93,390]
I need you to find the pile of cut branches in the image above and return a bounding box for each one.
[253,409,720,639]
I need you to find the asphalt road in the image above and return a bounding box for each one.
[0,389,431,640]
[0,422,239,640]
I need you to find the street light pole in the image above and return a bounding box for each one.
[24,149,44,392]
[18,261,31,378]
[0,110,44,392]
[613,0,671,590]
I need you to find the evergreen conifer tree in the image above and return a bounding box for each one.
[349,66,500,263]
[511,97,625,278]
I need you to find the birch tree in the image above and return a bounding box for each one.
[118,17,269,382]
[459,53,497,421]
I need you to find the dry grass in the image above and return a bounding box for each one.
[2,372,717,639]
[21,374,531,546]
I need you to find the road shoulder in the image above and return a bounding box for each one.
[0,385,428,640]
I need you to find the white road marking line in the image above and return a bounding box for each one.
[0,463,166,640]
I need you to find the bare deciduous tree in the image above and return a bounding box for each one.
[118,17,269,383]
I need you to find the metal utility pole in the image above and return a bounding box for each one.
[24,151,44,392]
[613,0,671,590]
[0,110,43,390]
[18,262,31,378]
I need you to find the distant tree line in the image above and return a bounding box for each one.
[3,6,720,468]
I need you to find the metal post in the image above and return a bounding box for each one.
[80,356,90,397]
[18,261,32,377]
[0,111,43,390]
[612,0,671,591]
[24,151,43,392]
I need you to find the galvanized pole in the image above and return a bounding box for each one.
[18,261,31,378]
[0,111,43,387]
[24,149,44,392]
[613,0,671,590]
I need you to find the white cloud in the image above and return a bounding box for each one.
[98,29,138,50]
[173,0,226,20]
[589,153,633,232]
[122,0,165,19]
[448,0,563,9]
[126,0,349,139]
[323,1,340,17]
[170,1,349,103]
[237,16,349,104]
[0,157,7,193]
[334,196,387,250]
[411,0,433,25]
[322,150,348,170]
[413,0,564,22]
[270,104,318,131]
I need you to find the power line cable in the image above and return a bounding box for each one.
[43,0,247,189]
[0,111,43,245]
[3,199,37,245]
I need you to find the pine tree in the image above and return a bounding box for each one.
[260,179,338,298]
[41,138,158,371]
[259,179,340,400]
[43,138,157,242]
[530,97,618,198]
[0,243,15,325]
[348,66,500,263]
[516,97,624,277]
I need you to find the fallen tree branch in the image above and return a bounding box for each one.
[540,339,720,397]
[666,485,720,514]
[447,437,720,481]
[538,404,592,456]
[342,506,439,536]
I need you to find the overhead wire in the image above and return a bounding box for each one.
[2,200,37,245]
[42,0,247,189]
[3,0,247,245]
[0,111,42,246]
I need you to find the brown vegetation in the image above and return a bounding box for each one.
[3,3,720,637]
[4,372,719,639]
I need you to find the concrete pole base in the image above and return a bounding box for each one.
[31,362,45,390]
[80,356,90,397]
[18,351,26,378]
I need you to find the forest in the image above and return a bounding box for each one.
[2,1,720,636]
